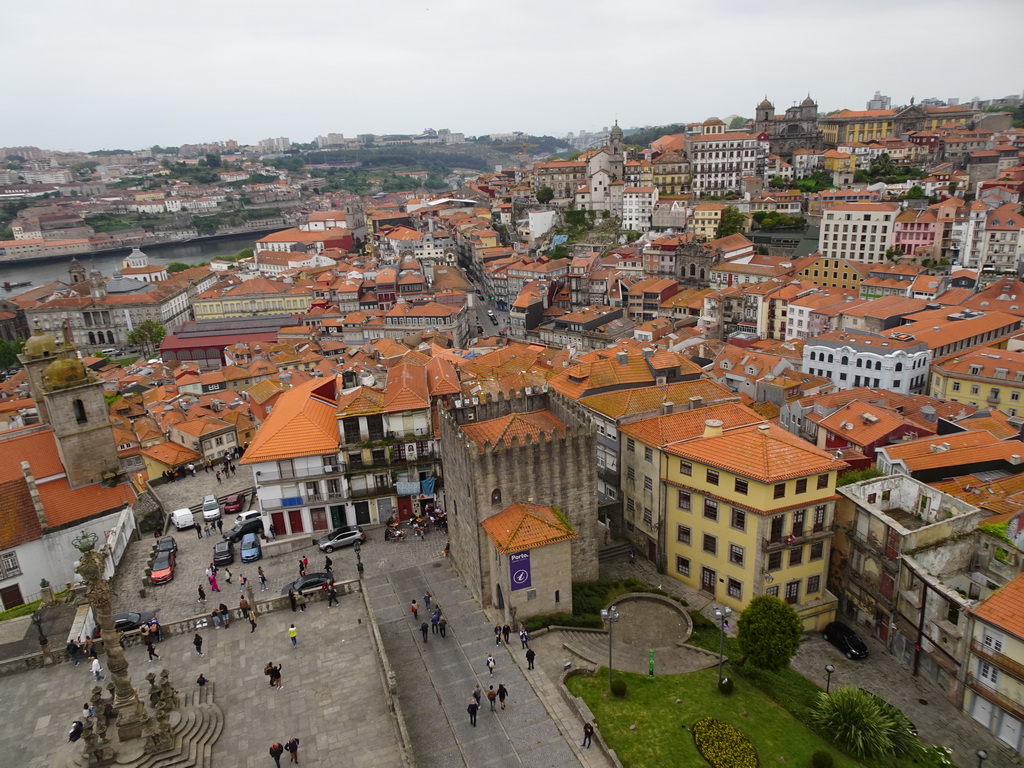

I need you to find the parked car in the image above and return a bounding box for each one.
[489,313,499,325]
[201,494,221,522]
[317,526,366,553]
[223,492,247,514]
[822,621,869,660]
[223,516,264,543]
[282,572,333,595]
[155,536,177,554]
[240,533,262,562]
[150,551,176,584]
[113,611,156,633]
[171,508,196,530]
[234,509,262,525]
[212,540,235,566]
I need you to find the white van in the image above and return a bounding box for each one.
[100,348,118,356]
[171,508,196,530]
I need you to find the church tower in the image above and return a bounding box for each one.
[608,121,624,181]
[89,265,107,301]
[68,257,86,285]
[756,97,775,126]
[18,325,120,488]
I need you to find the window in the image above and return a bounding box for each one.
[73,398,87,424]
[774,483,786,499]
[706,468,720,485]
[644,446,653,463]
[626,498,635,514]
[784,580,800,604]
[491,488,502,505]
[731,508,746,531]
[729,544,744,566]
[734,478,748,495]
[703,534,717,555]
[767,551,782,571]
[766,585,779,597]
[0,551,21,578]
[970,385,979,395]
[677,525,691,545]
[627,438,635,453]
[727,578,742,599]
[627,467,635,482]
[704,499,719,521]
[817,474,829,490]
[947,601,960,626]
[676,556,690,577]
[807,575,821,594]
[1013,391,1021,402]
[644,476,653,492]
[643,507,653,526]
[952,382,961,392]
[810,541,824,560]
[677,490,691,510]
[679,460,692,476]
[983,632,1004,653]
[789,546,803,566]
[979,662,999,686]
[795,478,807,494]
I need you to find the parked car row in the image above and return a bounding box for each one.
[169,492,250,531]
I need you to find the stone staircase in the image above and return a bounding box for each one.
[597,542,631,563]
[559,628,719,676]
[55,683,223,768]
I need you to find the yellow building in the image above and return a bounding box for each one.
[192,277,313,320]
[620,404,846,629]
[818,105,974,146]
[822,150,856,176]
[963,574,1024,756]
[692,203,727,240]
[795,255,869,290]
[930,347,1024,417]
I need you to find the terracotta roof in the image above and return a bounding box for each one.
[481,502,578,554]
[817,401,931,447]
[140,441,203,467]
[580,380,737,420]
[0,428,66,483]
[336,386,385,417]
[880,430,1022,472]
[0,478,41,549]
[241,377,340,463]
[37,477,134,527]
[972,573,1024,640]
[426,356,461,397]
[620,402,764,448]
[383,363,430,413]
[461,410,566,450]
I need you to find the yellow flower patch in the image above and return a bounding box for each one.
[692,716,759,768]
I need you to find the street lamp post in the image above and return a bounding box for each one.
[825,663,835,694]
[354,540,364,574]
[977,749,989,768]
[600,605,620,687]
[714,606,732,685]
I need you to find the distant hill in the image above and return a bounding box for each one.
[624,124,688,147]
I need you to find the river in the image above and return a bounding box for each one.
[0,233,260,290]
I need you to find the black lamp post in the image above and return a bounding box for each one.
[354,539,364,574]
[977,749,988,768]
[825,663,835,693]
[714,606,732,685]
[600,605,620,687]
[31,610,48,646]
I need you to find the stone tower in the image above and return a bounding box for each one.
[68,257,86,285]
[18,325,120,488]
[439,388,599,606]
[755,96,775,125]
[89,265,107,301]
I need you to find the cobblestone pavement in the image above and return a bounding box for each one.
[149,462,256,516]
[1,588,403,768]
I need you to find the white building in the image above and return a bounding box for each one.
[687,119,765,194]
[818,202,899,263]
[622,187,659,232]
[802,330,931,394]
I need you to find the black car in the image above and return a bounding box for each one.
[213,540,235,566]
[822,621,869,660]
[113,611,156,633]
[282,572,333,595]
[223,516,265,543]
[155,536,177,554]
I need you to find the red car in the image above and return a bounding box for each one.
[150,551,176,584]
[223,492,247,514]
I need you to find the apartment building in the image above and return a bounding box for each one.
[818,202,899,263]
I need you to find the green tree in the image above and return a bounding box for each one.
[536,186,554,204]
[714,205,746,239]
[736,595,802,671]
[126,319,166,355]
[837,467,885,486]
[0,338,25,370]
[811,688,923,760]
[205,153,222,168]
[902,185,926,199]
[166,262,192,273]
[729,116,750,130]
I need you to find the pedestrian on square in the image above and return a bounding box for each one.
[410,599,418,619]
[198,585,206,603]
[497,684,508,710]
[298,559,306,578]
[526,648,536,670]
[193,633,204,656]
[91,657,104,681]
[248,609,258,633]
[284,737,300,764]
[297,592,307,612]
[217,519,224,533]
[149,619,162,642]
[67,639,81,666]
[487,685,497,711]
[472,684,482,706]
[146,639,160,662]
[238,574,247,594]
[582,722,594,748]
[423,590,432,610]
[430,611,439,633]
[327,585,338,608]
[84,636,95,658]
[269,742,284,768]
[302,555,308,572]
[467,698,478,727]
[324,555,333,574]
[230,463,237,476]
[258,567,268,591]
[197,673,208,687]
[486,654,496,675]
[215,470,222,483]
[188,463,196,477]
[268,524,276,540]
[196,523,203,540]
[438,615,447,638]
[224,567,232,584]
[520,628,529,648]
[204,524,211,538]
[269,662,282,689]
[211,609,222,629]
[288,624,298,647]
[210,573,219,592]
[494,624,501,646]
[420,621,429,643]
[219,603,231,628]
[502,624,511,644]
[288,589,297,612]
[239,596,249,615]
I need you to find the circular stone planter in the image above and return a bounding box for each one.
[611,592,693,649]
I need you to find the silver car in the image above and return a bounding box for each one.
[317,526,366,553]
[201,494,221,522]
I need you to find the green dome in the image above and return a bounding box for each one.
[43,357,88,388]
[23,328,59,359]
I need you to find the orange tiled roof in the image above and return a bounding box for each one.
[383,363,430,413]
[972,573,1024,639]
[241,377,340,463]
[580,380,737,420]
[336,386,385,417]
[880,430,1020,471]
[461,410,566,450]
[0,478,41,549]
[37,477,134,527]
[481,502,578,554]
[0,428,66,483]
[620,402,764,447]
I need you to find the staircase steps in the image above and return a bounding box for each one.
[598,542,631,563]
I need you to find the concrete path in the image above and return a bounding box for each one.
[364,556,593,768]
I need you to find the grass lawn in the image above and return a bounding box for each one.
[566,667,862,768]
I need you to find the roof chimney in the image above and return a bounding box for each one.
[1011,454,1022,466]
[689,396,704,410]
[662,401,674,416]
[642,347,654,360]
[757,423,771,433]
[703,419,724,437]
[616,351,628,366]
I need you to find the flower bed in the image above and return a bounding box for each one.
[692,716,759,768]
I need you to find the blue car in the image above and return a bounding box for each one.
[240,533,262,562]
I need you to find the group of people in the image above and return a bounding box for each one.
[268,737,300,766]
[412,592,449,641]
[466,682,510,725]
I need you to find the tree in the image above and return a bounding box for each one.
[166,262,192,273]
[714,205,746,239]
[902,185,926,199]
[205,153,221,168]
[126,318,166,355]
[0,338,24,370]
[536,186,554,204]
[811,688,923,760]
[736,595,802,671]
[729,116,750,130]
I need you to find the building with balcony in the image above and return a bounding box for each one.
[930,347,1024,417]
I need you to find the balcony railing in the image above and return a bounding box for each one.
[255,463,345,483]
[348,485,394,500]
[346,447,439,474]
[966,673,1024,722]
[971,639,1024,682]
[386,427,432,440]
[260,489,348,511]
[762,527,832,551]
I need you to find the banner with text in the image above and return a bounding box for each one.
[509,551,532,591]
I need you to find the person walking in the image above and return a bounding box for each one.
[269,742,284,768]
[248,609,258,633]
[270,663,283,690]
[288,624,298,648]
[67,639,81,666]
[223,567,232,584]
[288,590,297,612]
[324,555,333,574]
[239,596,249,616]
[420,621,429,643]
[502,624,511,644]
[196,523,203,540]
[472,684,482,707]
[438,615,447,638]
[197,673,208,687]
[198,584,207,603]
[146,639,160,662]
[494,624,501,646]
[84,636,95,658]
[217,518,224,534]
[497,684,508,710]
[486,685,497,712]
[296,592,306,612]
[302,555,309,572]
[298,559,306,578]
[284,737,300,764]
[423,590,432,610]
[486,653,496,675]
[193,633,204,656]
[526,648,536,670]
[520,628,530,648]
[210,572,220,592]
[204,523,211,538]
[430,611,439,634]
[582,722,594,748]
[467,698,478,727]
[219,603,231,628]
[326,585,338,608]
[410,600,418,619]
[258,567,268,592]
[239,574,248,594]
[91,656,104,681]
[215,470,222,483]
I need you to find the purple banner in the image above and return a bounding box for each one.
[509,551,531,591]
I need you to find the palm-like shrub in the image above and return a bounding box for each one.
[810,687,922,760]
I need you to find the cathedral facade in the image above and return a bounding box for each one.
[753,96,824,161]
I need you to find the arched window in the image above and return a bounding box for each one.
[827,354,834,363]
[73,399,87,424]
[874,361,881,370]
[841,356,849,365]
[700,269,706,281]
[809,351,816,361]
[689,263,696,277]
[855,359,862,368]
[87,331,95,345]
[107,331,115,344]
[491,488,502,506]
[895,362,903,372]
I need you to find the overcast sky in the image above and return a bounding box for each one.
[3,0,1022,152]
